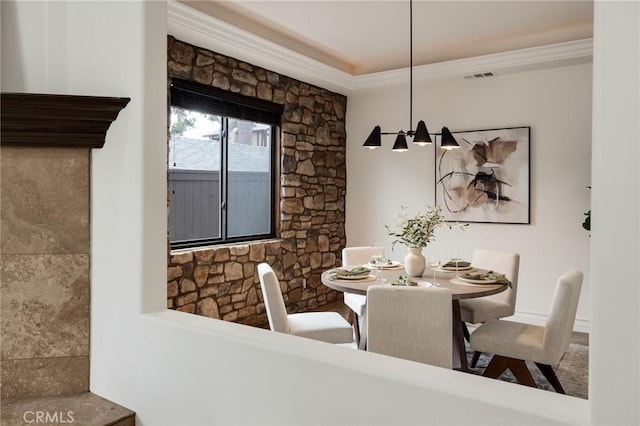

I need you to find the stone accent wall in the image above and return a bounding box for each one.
[167,36,347,327]
[167,241,341,326]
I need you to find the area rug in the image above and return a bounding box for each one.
[466,342,589,399]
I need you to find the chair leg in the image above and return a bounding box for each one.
[535,363,566,394]
[508,358,537,388]
[483,355,537,388]
[348,310,361,347]
[462,322,470,342]
[358,310,368,351]
[470,351,482,368]
[482,354,509,379]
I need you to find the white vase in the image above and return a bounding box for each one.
[404,247,426,277]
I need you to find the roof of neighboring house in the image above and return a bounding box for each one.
[168,136,270,172]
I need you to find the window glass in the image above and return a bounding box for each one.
[227,118,272,238]
[169,107,222,241]
[168,93,278,249]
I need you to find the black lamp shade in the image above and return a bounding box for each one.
[441,126,460,150]
[363,125,382,149]
[392,132,409,152]
[412,120,432,145]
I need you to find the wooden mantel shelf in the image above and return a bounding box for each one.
[1,92,130,148]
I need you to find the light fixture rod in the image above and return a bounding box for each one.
[409,0,413,133]
[362,0,458,151]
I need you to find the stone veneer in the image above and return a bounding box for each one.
[167,36,347,327]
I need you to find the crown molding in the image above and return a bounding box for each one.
[167,1,593,94]
[352,38,593,90]
[167,0,353,95]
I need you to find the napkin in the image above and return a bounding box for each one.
[459,271,512,287]
[442,259,471,268]
[390,275,418,286]
[329,266,370,280]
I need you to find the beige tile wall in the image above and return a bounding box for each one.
[1,147,90,400]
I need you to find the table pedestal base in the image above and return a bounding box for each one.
[452,300,469,372]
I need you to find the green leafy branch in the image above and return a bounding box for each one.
[386,205,451,249]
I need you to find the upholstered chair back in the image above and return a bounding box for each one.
[471,249,520,315]
[367,285,453,369]
[542,270,583,365]
[342,246,385,266]
[257,263,289,334]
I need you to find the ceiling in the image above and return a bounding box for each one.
[182,0,593,76]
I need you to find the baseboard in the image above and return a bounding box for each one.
[508,311,590,334]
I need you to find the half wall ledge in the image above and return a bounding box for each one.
[1,93,130,148]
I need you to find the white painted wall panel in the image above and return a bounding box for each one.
[590,1,640,424]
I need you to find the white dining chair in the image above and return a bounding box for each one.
[469,270,583,393]
[459,249,519,365]
[257,263,354,344]
[460,249,520,324]
[341,246,385,345]
[367,285,453,369]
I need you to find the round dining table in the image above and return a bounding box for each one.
[321,265,509,371]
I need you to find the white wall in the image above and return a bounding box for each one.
[346,64,592,330]
[590,1,639,424]
[2,1,638,425]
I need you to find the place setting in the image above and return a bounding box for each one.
[365,255,404,270]
[450,270,512,287]
[389,275,433,288]
[432,258,475,273]
[327,266,377,282]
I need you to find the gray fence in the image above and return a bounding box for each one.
[227,171,271,238]
[169,169,271,242]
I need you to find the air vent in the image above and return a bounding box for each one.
[464,72,496,79]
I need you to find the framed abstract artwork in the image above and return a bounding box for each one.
[435,126,530,224]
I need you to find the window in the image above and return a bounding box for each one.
[169,79,282,249]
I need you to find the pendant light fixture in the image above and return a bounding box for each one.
[363,0,459,152]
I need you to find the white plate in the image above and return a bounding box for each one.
[438,265,473,272]
[457,275,498,284]
[334,274,376,281]
[365,260,402,269]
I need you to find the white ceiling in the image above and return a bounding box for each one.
[182,0,593,76]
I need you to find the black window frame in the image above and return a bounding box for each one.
[169,78,283,250]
